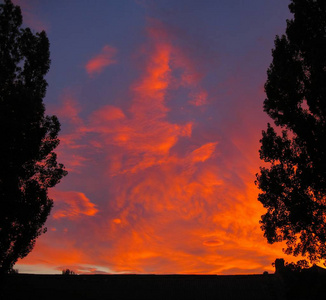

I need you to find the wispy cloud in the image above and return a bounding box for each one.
[85,45,117,76]
[18,17,289,275]
[50,190,98,220]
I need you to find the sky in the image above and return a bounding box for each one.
[12,0,294,275]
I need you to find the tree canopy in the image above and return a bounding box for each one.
[0,0,67,273]
[256,0,326,265]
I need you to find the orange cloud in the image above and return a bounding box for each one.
[91,60,284,270]
[83,36,194,175]
[85,45,117,76]
[17,19,289,275]
[49,190,98,220]
[188,142,217,163]
[47,92,88,173]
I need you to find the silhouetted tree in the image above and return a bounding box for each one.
[256,0,326,265]
[0,0,67,273]
[62,269,76,275]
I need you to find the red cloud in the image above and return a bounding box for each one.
[85,45,117,76]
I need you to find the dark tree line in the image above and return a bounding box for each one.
[0,0,67,273]
[257,0,326,265]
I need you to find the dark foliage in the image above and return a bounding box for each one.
[273,258,309,274]
[284,260,310,273]
[62,269,76,275]
[7,268,19,274]
[0,0,67,273]
[256,0,326,265]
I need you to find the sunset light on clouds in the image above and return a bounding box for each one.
[14,0,294,274]
[85,45,117,76]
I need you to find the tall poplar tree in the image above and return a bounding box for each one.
[0,0,67,273]
[256,0,326,265]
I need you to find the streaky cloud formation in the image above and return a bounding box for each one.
[16,0,295,275]
[50,190,98,220]
[85,45,117,76]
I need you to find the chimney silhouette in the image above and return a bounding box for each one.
[275,258,285,274]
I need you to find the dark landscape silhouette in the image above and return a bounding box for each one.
[2,261,326,300]
[1,0,326,299]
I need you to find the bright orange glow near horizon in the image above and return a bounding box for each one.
[17,19,289,275]
[14,1,296,275]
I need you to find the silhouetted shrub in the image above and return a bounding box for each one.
[62,269,76,275]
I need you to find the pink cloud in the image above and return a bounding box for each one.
[85,45,117,76]
[53,95,82,125]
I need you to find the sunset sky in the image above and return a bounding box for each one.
[14,0,294,274]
